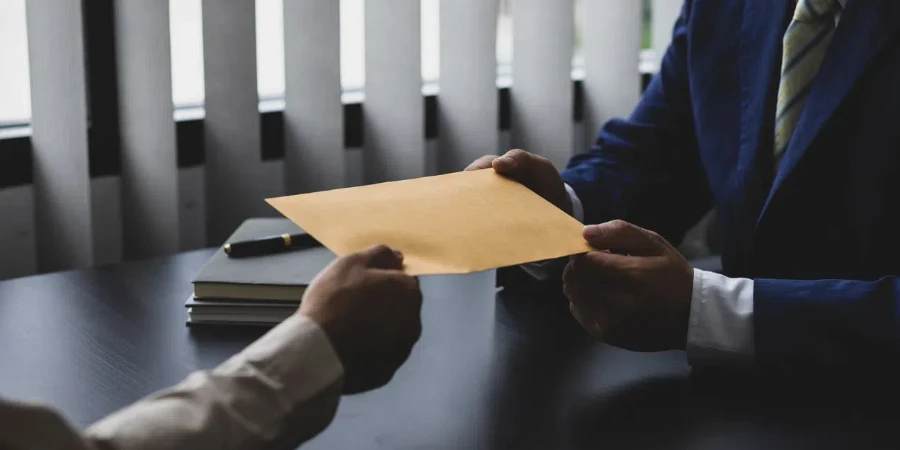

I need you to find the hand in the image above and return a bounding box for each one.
[562,220,694,352]
[299,245,422,394]
[465,149,573,216]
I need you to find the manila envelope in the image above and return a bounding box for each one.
[266,169,592,275]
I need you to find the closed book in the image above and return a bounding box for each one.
[191,218,335,301]
[185,297,299,308]
[186,314,288,326]
[184,296,295,326]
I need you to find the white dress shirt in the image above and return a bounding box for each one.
[0,314,345,450]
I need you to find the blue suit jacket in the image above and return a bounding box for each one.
[562,0,900,372]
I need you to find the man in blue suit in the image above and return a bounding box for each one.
[467,0,900,372]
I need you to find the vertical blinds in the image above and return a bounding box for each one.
[115,0,180,259]
[582,0,642,145]
[20,0,649,273]
[25,0,94,272]
[511,0,575,170]
[284,0,344,193]
[439,0,499,172]
[364,0,424,183]
[202,0,266,244]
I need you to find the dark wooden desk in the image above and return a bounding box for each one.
[0,250,897,449]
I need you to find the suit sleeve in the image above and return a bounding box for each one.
[561,0,713,245]
[754,277,900,372]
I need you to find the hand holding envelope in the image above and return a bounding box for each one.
[267,169,592,275]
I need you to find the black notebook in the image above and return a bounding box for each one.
[191,218,336,301]
[185,296,295,325]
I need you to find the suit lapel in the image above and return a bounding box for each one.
[757,0,900,226]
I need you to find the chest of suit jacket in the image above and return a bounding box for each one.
[684,0,900,280]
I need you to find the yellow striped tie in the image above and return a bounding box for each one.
[774,0,841,161]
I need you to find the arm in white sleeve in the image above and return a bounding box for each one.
[687,269,756,369]
[0,314,345,450]
[86,314,345,449]
[520,184,585,281]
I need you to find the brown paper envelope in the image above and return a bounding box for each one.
[266,169,592,275]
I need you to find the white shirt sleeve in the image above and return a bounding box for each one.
[686,269,756,368]
[0,315,344,450]
[519,184,584,280]
[85,314,344,449]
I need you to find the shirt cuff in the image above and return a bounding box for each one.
[218,314,345,404]
[564,183,584,223]
[519,184,584,281]
[686,269,755,369]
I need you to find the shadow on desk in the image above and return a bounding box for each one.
[488,276,900,450]
[565,371,900,449]
[484,283,594,449]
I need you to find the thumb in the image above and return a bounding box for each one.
[355,244,405,270]
[492,149,546,182]
[582,220,665,256]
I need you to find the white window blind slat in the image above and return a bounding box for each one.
[511,0,575,170]
[25,0,94,271]
[582,0,643,144]
[284,0,344,193]
[439,0,499,173]
[114,0,180,258]
[364,0,423,183]
[202,0,266,244]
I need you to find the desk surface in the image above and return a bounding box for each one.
[0,250,897,449]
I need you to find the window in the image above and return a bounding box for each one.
[1,0,652,124]
[497,0,512,79]
[167,0,415,105]
[169,0,205,108]
[256,0,285,100]
[0,0,31,125]
[421,0,439,84]
[341,0,365,90]
[167,0,295,107]
[643,0,652,50]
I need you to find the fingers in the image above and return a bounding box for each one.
[344,365,398,395]
[583,220,665,256]
[562,257,604,299]
[492,149,549,181]
[466,150,546,179]
[354,244,405,270]
[567,251,636,281]
[367,270,424,325]
[569,301,608,340]
[465,155,497,171]
[563,254,633,319]
[369,270,421,296]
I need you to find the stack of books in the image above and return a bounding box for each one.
[186,218,335,326]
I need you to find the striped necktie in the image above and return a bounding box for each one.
[774,0,842,162]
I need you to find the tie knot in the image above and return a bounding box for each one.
[794,0,842,23]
